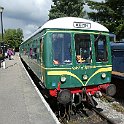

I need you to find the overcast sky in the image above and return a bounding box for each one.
[0,0,103,39]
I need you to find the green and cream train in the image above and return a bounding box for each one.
[19,17,116,105]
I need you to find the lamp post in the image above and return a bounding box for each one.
[0,6,5,69]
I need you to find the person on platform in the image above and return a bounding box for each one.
[7,48,13,60]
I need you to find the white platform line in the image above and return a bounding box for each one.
[20,58,60,124]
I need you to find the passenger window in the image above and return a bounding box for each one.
[94,34,108,62]
[23,48,27,55]
[29,48,33,58]
[33,48,37,59]
[74,33,92,64]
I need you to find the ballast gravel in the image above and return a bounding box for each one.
[94,97,124,124]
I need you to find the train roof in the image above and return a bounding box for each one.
[24,17,109,42]
[41,17,109,32]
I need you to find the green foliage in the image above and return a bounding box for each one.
[2,28,24,48]
[49,0,86,19]
[87,0,124,40]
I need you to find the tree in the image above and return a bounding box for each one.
[87,0,124,40]
[3,28,23,49]
[49,0,86,20]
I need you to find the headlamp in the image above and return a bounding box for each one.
[83,75,88,80]
[101,73,106,78]
[60,76,66,83]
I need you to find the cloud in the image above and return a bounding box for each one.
[1,0,52,39]
[4,0,51,24]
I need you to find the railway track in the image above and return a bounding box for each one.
[92,107,116,124]
[56,100,116,124]
[101,93,115,102]
[58,106,116,124]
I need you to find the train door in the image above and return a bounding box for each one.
[52,32,72,88]
[39,37,44,82]
[73,33,92,86]
[75,33,92,64]
[40,37,43,65]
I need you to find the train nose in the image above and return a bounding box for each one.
[106,84,116,96]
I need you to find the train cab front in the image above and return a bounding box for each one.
[45,30,116,106]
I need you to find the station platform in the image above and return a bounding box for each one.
[0,53,60,124]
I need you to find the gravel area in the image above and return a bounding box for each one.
[94,97,124,124]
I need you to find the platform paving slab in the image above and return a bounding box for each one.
[0,53,59,124]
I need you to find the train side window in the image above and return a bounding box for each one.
[33,48,37,59]
[94,34,108,62]
[23,48,27,55]
[74,33,92,64]
[29,48,33,58]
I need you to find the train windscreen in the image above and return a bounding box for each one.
[52,33,72,65]
[94,35,108,62]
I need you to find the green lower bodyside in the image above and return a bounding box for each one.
[45,66,112,89]
[20,55,112,90]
